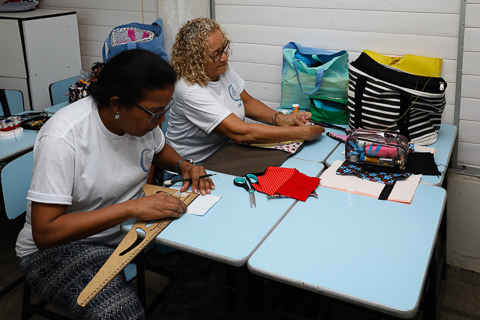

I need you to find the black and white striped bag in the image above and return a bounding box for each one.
[347,53,447,145]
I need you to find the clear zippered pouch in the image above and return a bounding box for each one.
[345,129,409,170]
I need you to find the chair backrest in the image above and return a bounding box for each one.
[0,151,33,220]
[161,112,169,134]
[49,76,79,106]
[0,89,24,117]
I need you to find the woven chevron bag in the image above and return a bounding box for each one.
[347,52,447,145]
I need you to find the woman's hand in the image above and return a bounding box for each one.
[130,192,187,221]
[178,162,215,195]
[304,124,325,141]
[276,111,312,126]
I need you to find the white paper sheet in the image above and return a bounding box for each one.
[182,193,222,216]
[320,160,421,204]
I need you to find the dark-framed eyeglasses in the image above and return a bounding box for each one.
[133,99,174,123]
[211,40,230,63]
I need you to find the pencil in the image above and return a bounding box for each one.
[77,78,89,86]
[164,173,216,186]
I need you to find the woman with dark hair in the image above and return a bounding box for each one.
[166,17,325,165]
[15,49,217,320]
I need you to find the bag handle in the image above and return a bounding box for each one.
[292,59,324,95]
[354,75,366,128]
[354,74,411,139]
[152,18,163,28]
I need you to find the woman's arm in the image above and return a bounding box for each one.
[241,90,312,126]
[214,114,324,144]
[153,143,214,195]
[213,89,325,144]
[31,191,186,250]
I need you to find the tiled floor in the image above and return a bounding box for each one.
[1,212,480,320]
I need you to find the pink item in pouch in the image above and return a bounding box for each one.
[128,29,136,42]
[142,31,149,39]
[363,143,398,158]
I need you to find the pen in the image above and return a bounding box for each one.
[164,173,216,186]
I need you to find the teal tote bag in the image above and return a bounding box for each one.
[280,42,349,110]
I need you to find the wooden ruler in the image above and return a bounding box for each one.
[77,184,198,307]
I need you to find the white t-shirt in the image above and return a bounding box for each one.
[16,96,165,257]
[166,67,245,164]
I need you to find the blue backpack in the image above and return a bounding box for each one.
[102,18,169,63]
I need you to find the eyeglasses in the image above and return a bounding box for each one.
[133,99,174,123]
[211,40,230,63]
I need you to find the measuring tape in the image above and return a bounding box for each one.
[77,184,198,307]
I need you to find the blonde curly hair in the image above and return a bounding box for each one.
[171,17,231,87]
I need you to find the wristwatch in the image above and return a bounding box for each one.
[175,158,195,173]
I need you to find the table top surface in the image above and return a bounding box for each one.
[248,183,446,318]
[122,157,325,267]
[0,129,37,163]
[324,124,458,186]
[291,126,347,163]
[44,101,68,114]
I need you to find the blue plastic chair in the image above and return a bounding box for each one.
[0,151,32,303]
[1,151,33,220]
[48,76,78,106]
[161,111,169,133]
[0,89,24,117]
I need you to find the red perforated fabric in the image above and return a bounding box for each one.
[252,166,297,195]
[276,171,320,201]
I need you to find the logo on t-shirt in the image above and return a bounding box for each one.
[229,84,241,102]
[140,149,153,172]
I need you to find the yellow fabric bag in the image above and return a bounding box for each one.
[364,50,442,77]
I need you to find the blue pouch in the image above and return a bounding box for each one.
[102,18,168,63]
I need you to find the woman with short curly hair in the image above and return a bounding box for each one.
[166,17,325,165]
[171,18,230,87]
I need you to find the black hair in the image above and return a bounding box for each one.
[87,49,176,108]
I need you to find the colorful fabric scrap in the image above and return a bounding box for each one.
[336,161,412,185]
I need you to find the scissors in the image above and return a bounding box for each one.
[233,174,257,208]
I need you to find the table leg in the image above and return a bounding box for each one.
[235,266,248,320]
[261,278,271,319]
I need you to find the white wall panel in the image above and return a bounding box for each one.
[230,62,280,85]
[458,120,480,144]
[216,0,460,14]
[223,24,458,60]
[465,4,480,27]
[464,28,480,52]
[462,52,480,75]
[458,142,480,169]
[461,75,480,99]
[244,81,281,106]
[460,98,480,121]
[217,6,459,37]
